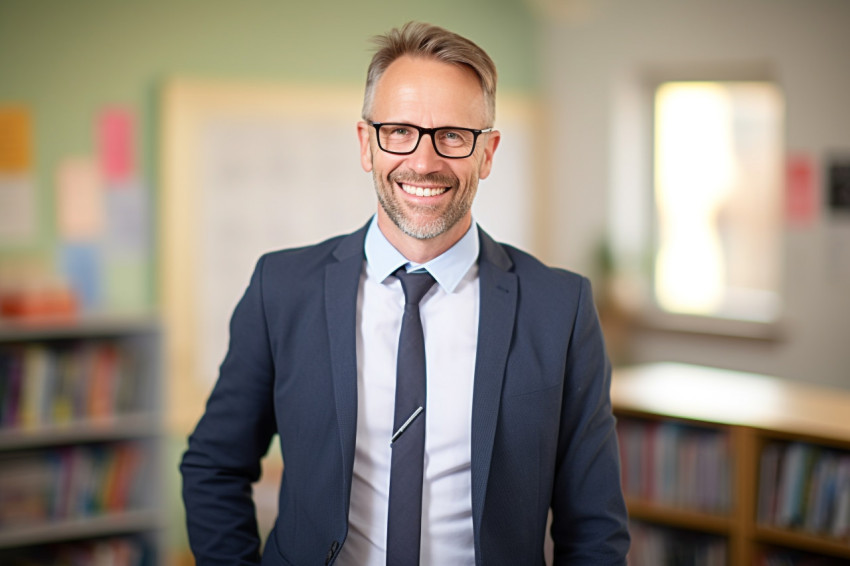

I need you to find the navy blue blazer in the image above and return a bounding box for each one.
[180,223,630,565]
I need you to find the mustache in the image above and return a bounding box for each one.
[388,170,457,187]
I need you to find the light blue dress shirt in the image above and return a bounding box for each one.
[337,215,480,566]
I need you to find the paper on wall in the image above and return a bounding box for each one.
[0,175,37,244]
[56,157,104,241]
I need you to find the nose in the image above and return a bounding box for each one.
[407,132,444,174]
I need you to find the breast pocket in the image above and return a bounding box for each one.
[501,380,563,440]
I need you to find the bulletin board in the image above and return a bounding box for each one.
[159,78,539,432]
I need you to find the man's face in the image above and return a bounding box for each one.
[357,56,500,246]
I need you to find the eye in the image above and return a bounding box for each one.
[383,125,416,139]
[437,129,471,147]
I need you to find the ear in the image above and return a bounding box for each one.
[477,129,501,180]
[357,121,373,172]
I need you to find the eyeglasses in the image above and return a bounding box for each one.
[369,122,493,159]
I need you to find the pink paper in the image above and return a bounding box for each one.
[99,109,135,183]
[786,154,817,227]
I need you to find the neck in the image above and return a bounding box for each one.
[376,211,471,265]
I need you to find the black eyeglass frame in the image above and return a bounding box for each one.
[369,122,494,159]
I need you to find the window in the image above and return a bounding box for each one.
[652,81,783,323]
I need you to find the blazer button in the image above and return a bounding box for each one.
[325,540,340,565]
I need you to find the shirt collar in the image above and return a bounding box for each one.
[364,215,479,293]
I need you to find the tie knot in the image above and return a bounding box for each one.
[395,268,436,306]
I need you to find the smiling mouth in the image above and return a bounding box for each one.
[398,182,449,197]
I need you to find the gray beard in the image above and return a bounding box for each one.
[373,170,474,240]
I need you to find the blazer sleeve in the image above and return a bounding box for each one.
[550,276,630,565]
[180,255,278,566]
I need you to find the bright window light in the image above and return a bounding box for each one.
[653,81,784,322]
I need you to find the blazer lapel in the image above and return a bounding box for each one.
[323,223,517,541]
[470,228,517,542]
[324,223,369,507]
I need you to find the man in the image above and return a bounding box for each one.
[181,21,630,566]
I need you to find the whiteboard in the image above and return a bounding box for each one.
[160,79,538,431]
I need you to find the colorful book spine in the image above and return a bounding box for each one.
[628,521,727,566]
[0,340,147,429]
[617,418,732,513]
[0,441,148,526]
[757,441,850,541]
[0,535,150,566]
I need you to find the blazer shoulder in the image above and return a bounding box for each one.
[255,223,368,281]
[498,241,588,293]
[260,234,344,272]
[479,226,585,290]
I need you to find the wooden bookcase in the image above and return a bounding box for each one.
[612,362,850,566]
[0,315,164,564]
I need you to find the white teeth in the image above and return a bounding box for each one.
[401,184,447,197]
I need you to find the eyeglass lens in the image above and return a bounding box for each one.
[376,124,478,158]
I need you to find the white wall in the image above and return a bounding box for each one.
[536,0,850,388]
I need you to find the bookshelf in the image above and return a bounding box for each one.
[612,363,850,566]
[0,315,163,564]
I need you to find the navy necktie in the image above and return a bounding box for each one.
[386,268,436,566]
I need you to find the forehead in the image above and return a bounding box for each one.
[371,55,487,126]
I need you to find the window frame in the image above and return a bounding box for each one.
[606,64,787,341]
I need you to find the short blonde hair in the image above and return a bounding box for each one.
[362,22,497,126]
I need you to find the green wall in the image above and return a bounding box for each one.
[0,0,538,298]
[0,3,538,553]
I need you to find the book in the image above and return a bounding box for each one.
[616,418,732,512]
[758,443,782,524]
